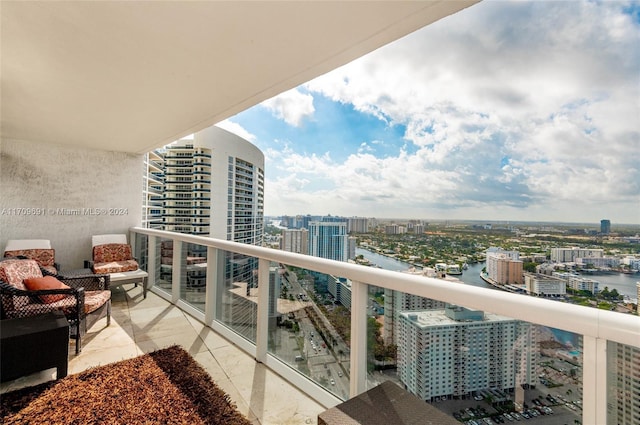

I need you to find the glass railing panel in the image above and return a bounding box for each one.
[157,237,174,293]
[132,232,149,274]
[178,242,207,312]
[366,288,584,424]
[606,341,640,425]
[214,249,260,343]
[265,264,351,398]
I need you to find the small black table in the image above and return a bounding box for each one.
[1,311,70,382]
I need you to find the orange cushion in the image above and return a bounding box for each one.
[23,276,70,304]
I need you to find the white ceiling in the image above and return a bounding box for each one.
[1,1,478,154]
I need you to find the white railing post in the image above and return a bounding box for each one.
[256,258,270,363]
[582,335,608,425]
[350,280,368,397]
[171,239,182,303]
[204,246,218,325]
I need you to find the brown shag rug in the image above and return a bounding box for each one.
[0,345,252,425]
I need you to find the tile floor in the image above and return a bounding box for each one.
[1,284,325,425]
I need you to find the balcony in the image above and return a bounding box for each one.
[2,2,637,424]
[0,281,324,425]
[5,227,633,424]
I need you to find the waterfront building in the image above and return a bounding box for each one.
[607,342,640,425]
[397,306,537,402]
[280,229,309,255]
[621,256,640,272]
[550,247,604,263]
[308,221,349,262]
[486,251,523,285]
[348,236,357,260]
[601,219,611,234]
[523,273,566,297]
[552,272,600,294]
[576,256,620,269]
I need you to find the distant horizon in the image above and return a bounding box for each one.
[216,1,639,225]
[265,215,640,228]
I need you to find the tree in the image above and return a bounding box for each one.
[523,262,537,273]
[610,288,621,301]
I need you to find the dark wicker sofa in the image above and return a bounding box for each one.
[0,258,111,354]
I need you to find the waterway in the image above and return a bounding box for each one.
[355,247,639,298]
[356,247,638,347]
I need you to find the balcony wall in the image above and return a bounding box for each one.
[0,139,143,268]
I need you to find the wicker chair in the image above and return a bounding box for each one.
[3,239,60,275]
[0,258,111,354]
[89,234,148,298]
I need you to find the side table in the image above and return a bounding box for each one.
[318,381,459,425]
[63,267,149,299]
[1,311,70,382]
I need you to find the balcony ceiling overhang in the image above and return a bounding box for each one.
[1,1,478,154]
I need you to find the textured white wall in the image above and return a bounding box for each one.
[1,139,143,270]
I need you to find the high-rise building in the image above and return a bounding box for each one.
[348,236,357,260]
[142,149,165,230]
[143,126,264,242]
[162,143,213,235]
[607,342,640,425]
[601,219,611,234]
[398,306,537,402]
[550,247,604,263]
[347,217,369,233]
[383,289,447,346]
[486,249,523,286]
[308,221,348,262]
[280,229,308,255]
[143,126,265,338]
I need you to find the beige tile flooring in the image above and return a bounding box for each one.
[1,284,325,425]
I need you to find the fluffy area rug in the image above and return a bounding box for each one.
[0,345,252,425]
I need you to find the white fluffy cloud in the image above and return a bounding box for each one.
[278,1,639,222]
[228,1,639,222]
[260,88,315,127]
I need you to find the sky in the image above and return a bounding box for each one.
[217,0,640,225]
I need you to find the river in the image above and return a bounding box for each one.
[355,247,639,298]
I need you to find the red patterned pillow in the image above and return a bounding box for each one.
[0,259,43,290]
[23,276,70,303]
[93,243,133,263]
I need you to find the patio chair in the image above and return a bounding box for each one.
[89,234,148,298]
[3,239,59,275]
[0,258,111,354]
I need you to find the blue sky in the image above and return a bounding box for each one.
[218,0,640,224]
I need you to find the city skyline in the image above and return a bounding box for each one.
[217,1,640,224]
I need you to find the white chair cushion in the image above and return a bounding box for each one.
[92,234,127,247]
[4,239,52,251]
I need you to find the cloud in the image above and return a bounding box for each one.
[245,1,640,223]
[215,120,257,143]
[278,0,639,222]
[260,88,315,127]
